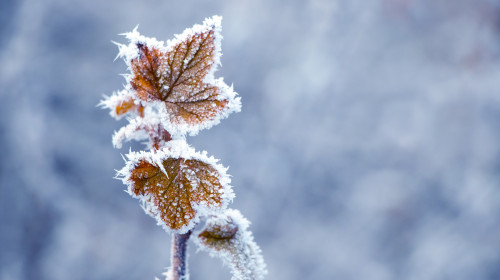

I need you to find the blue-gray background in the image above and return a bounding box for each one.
[2,0,500,279]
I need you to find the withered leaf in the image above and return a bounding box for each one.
[196,210,267,280]
[115,97,144,117]
[129,26,229,127]
[199,219,238,243]
[129,158,226,231]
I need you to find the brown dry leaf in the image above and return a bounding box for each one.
[196,210,267,280]
[129,27,228,126]
[129,158,225,231]
[198,214,239,253]
[115,97,144,117]
[199,219,238,245]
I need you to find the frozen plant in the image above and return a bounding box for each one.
[100,16,267,280]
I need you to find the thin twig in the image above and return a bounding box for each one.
[171,231,192,280]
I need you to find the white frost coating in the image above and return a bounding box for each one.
[112,119,148,149]
[155,269,174,280]
[111,109,164,149]
[194,209,267,280]
[116,25,165,63]
[105,15,241,141]
[117,139,235,234]
[156,268,189,280]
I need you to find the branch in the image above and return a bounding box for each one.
[171,231,192,280]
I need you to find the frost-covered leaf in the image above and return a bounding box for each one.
[115,97,144,117]
[114,16,240,137]
[99,89,144,120]
[195,209,267,280]
[130,158,220,230]
[118,140,234,233]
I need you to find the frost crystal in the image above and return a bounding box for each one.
[157,269,189,280]
[195,209,267,280]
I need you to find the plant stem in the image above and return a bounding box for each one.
[171,231,192,280]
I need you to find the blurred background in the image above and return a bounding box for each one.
[2,0,500,279]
